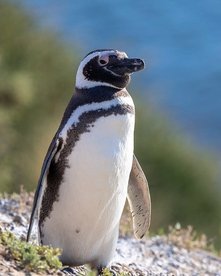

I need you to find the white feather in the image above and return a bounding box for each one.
[41,110,135,266]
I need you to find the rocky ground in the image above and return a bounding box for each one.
[0,192,221,275]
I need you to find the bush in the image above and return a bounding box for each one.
[0,0,78,192]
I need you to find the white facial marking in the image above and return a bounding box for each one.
[75,50,128,89]
[98,53,110,66]
[76,51,115,89]
[116,51,128,59]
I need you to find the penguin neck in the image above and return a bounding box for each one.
[58,86,131,134]
[75,85,129,102]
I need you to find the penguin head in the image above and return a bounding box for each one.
[76,49,145,89]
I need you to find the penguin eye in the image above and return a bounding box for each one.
[98,55,109,66]
[99,59,108,65]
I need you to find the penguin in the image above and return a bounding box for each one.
[27,49,151,268]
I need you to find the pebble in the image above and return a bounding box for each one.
[0,197,221,275]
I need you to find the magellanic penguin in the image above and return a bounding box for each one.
[27,49,151,268]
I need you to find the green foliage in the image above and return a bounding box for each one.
[134,103,221,247]
[0,0,78,192]
[0,229,62,273]
[101,268,114,276]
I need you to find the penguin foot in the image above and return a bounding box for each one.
[97,266,117,276]
[61,266,77,275]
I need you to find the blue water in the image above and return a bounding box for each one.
[22,0,221,154]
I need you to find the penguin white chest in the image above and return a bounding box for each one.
[66,112,134,206]
[41,112,134,266]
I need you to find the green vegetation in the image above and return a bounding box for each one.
[0,0,220,248]
[0,0,78,192]
[135,105,221,246]
[0,228,62,273]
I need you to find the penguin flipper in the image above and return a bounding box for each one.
[26,137,59,242]
[127,154,151,239]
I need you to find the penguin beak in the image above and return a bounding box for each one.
[107,58,145,75]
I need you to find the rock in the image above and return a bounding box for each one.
[0,195,221,275]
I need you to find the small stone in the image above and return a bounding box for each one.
[13,215,23,224]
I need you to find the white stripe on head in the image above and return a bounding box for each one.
[75,50,128,89]
[59,92,134,142]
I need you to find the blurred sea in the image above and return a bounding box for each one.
[23,0,221,157]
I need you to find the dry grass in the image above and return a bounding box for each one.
[167,223,208,251]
